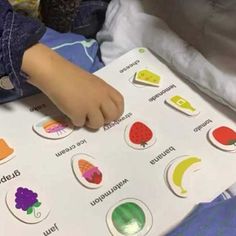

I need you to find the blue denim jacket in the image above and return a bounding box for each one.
[72,0,111,37]
[0,0,109,104]
[0,0,46,97]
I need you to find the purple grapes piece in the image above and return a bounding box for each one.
[15,187,38,212]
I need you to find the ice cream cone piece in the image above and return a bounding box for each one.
[0,139,14,160]
[78,159,95,174]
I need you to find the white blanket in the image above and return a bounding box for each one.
[97,0,236,112]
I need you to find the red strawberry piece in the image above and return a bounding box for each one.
[129,122,153,147]
[212,126,236,146]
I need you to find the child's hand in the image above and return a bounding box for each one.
[45,71,124,129]
[22,44,124,129]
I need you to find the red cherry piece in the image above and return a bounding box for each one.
[212,126,236,146]
[129,122,153,147]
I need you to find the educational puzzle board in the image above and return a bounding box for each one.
[0,48,236,236]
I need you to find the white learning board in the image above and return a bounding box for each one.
[0,48,236,236]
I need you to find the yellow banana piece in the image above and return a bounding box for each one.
[172,157,201,194]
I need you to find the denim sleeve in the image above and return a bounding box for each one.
[0,0,46,96]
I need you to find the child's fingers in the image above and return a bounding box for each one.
[85,109,105,129]
[101,100,120,124]
[109,90,124,116]
[70,114,86,127]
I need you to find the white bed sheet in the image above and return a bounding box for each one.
[97,0,236,113]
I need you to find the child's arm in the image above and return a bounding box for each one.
[22,43,124,129]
